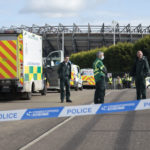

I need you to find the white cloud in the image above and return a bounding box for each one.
[75,10,123,25]
[20,0,105,18]
[20,0,85,17]
[96,11,122,18]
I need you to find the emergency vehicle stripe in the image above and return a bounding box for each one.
[0,72,9,79]
[0,73,5,79]
[19,46,23,62]
[0,51,16,71]
[20,56,23,62]
[87,77,95,84]
[0,40,17,79]
[82,76,86,80]
[0,67,9,78]
[0,41,16,60]
[19,40,23,56]
[18,37,23,56]
[71,72,74,79]
[20,50,23,55]
[3,41,17,54]
[90,81,95,85]
[0,60,16,77]
[20,78,23,85]
[8,41,22,62]
[91,76,95,80]
[82,75,95,85]
[16,34,24,85]
[0,63,14,78]
[20,40,23,44]
[70,81,74,86]
[8,41,16,50]
[89,77,95,83]
[0,47,17,68]
[82,76,87,80]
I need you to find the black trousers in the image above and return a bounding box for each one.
[135,77,146,100]
[94,78,106,104]
[60,78,70,102]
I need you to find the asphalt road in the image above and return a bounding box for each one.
[1,89,150,150]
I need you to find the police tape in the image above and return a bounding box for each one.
[1,99,150,122]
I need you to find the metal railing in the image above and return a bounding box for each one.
[1,23,150,35]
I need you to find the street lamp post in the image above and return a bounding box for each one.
[62,31,64,54]
[112,20,117,45]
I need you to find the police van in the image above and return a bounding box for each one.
[81,68,95,88]
[70,64,83,91]
[44,50,83,91]
[146,77,150,89]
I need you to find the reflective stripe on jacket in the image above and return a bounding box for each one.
[93,58,105,82]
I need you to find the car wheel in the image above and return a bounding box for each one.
[79,85,83,90]
[24,92,32,100]
[75,84,79,91]
[147,85,150,89]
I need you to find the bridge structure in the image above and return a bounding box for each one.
[0,23,150,56]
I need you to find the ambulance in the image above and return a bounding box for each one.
[81,68,95,87]
[0,30,46,99]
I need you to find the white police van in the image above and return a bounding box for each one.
[146,77,150,89]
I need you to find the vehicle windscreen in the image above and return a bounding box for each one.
[82,70,94,76]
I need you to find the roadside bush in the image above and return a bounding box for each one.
[70,47,107,68]
[70,35,150,73]
[104,42,134,72]
[133,35,150,63]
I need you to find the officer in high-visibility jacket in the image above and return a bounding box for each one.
[93,51,107,104]
[127,76,132,88]
[108,76,113,89]
[116,76,122,89]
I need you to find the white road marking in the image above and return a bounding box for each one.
[105,91,113,96]
[19,91,112,150]
[19,116,75,150]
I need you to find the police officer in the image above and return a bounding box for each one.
[128,75,132,88]
[122,75,126,88]
[93,51,107,104]
[124,75,127,88]
[108,75,113,89]
[131,50,150,100]
[58,56,72,103]
[116,76,122,89]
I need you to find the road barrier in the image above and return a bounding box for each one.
[1,99,150,122]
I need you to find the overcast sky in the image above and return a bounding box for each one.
[0,0,150,27]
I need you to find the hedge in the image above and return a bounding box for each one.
[70,47,107,68]
[70,35,150,73]
[104,42,134,72]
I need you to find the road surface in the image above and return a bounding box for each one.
[0,89,150,150]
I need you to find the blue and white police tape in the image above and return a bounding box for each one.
[1,99,150,122]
